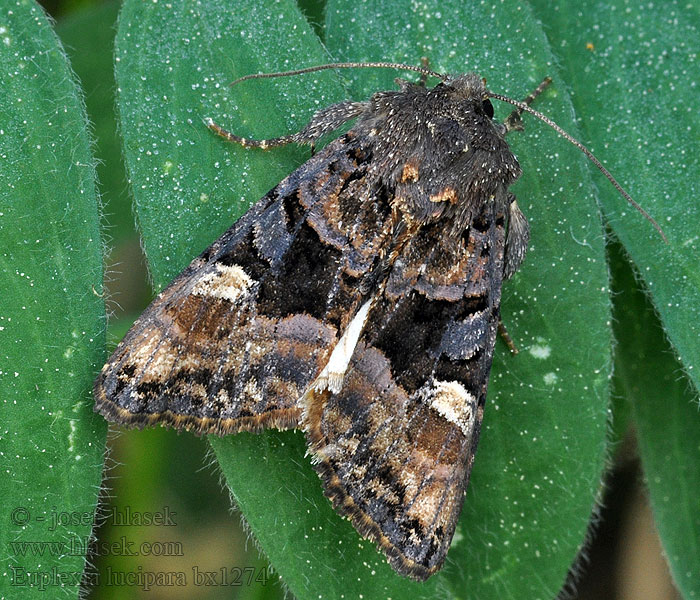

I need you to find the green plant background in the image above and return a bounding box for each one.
[0,0,697,599]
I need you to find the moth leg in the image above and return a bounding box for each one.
[504,193,530,280]
[498,320,519,355]
[503,76,553,134]
[205,100,368,149]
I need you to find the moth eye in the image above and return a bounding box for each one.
[482,99,495,119]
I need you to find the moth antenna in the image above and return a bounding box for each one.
[489,90,668,243]
[229,62,447,87]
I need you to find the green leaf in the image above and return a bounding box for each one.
[611,239,700,599]
[527,0,700,398]
[114,0,628,597]
[0,2,106,597]
[530,4,699,598]
[57,1,132,244]
[114,0,349,596]
[325,1,610,597]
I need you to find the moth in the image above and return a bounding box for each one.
[94,61,664,580]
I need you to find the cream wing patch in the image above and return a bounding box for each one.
[419,380,478,437]
[314,298,373,394]
[191,263,254,302]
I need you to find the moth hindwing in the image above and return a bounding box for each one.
[95,70,543,581]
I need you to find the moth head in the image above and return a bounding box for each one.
[441,73,496,120]
[224,61,666,242]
